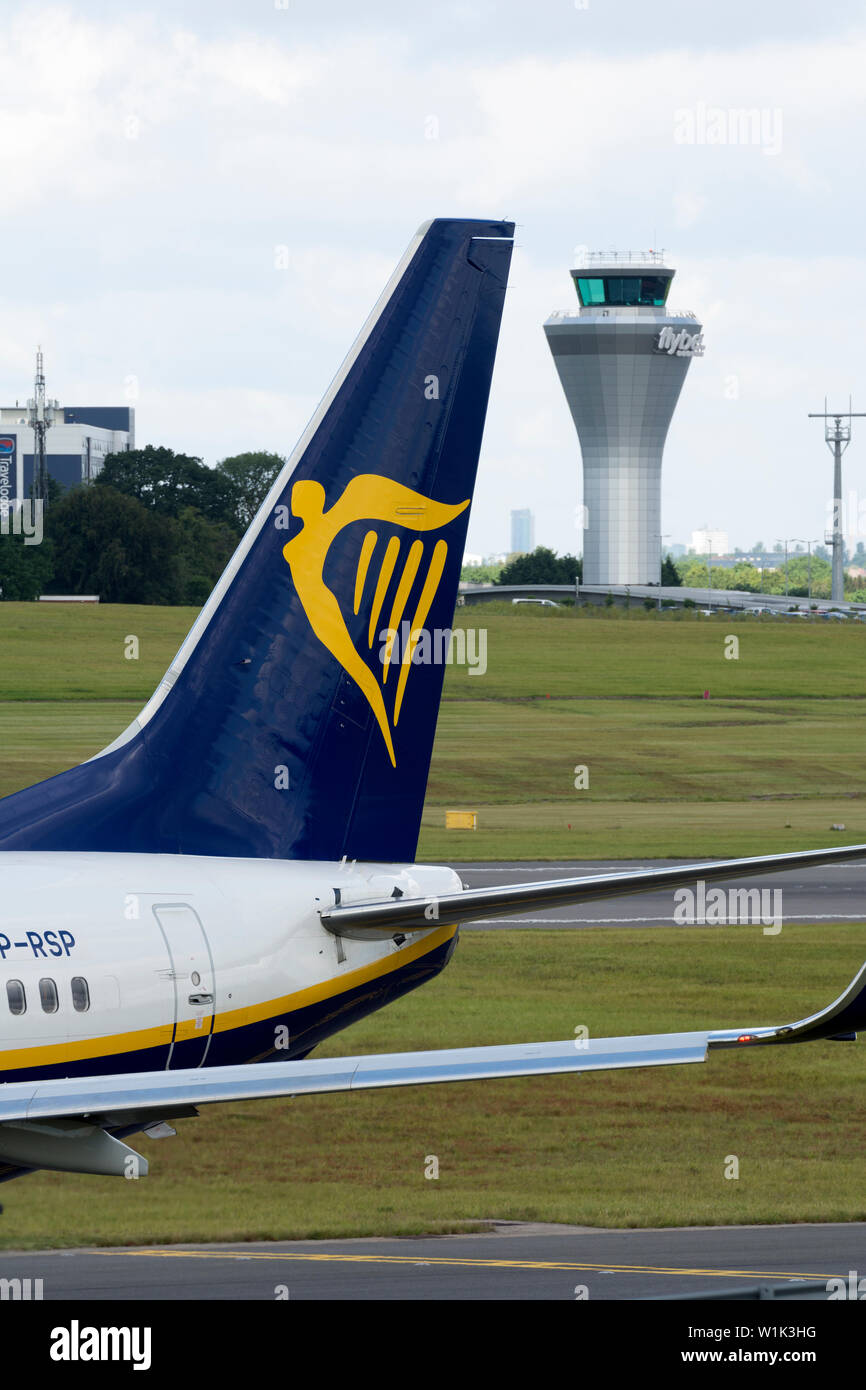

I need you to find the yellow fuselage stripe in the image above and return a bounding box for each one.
[0,924,456,1071]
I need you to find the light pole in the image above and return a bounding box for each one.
[656,533,671,610]
[775,538,790,600]
[790,538,819,606]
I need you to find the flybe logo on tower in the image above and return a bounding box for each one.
[655,326,705,358]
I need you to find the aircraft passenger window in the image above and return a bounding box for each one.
[39,978,59,1014]
[71,976,90,1012]
[6,980,26,1015]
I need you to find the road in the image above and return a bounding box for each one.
[2,1222,862,1300]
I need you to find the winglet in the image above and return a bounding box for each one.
[709,959,866,1049]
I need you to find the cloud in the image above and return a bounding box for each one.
[0,5,864,554]
[673,192,708,229]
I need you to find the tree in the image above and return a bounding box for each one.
[460,563,503,584]
[215,452,286,531]
[675,557,711,587]
[0,530,55,600]
[171,506,238,606]
[96,446,238,531]
[496,546,582,586]
[45,485,181,603]
[727,562,762,592]
[675,557,763,593]
[763,554,831,599]
[661,554,681,586]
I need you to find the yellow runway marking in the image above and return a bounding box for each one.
[90,1249,837,1281]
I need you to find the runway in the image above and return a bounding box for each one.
[2,1222,863,1300]
[449,859,866,928]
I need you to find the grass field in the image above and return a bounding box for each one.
[1,925,864,1249]
[1,601,864,858]
[0,602,864,1243]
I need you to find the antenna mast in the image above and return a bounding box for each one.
[27,346,55,510]
[808,397,865,603]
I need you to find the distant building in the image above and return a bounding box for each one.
[0,402,134,499]
[669,543,687,558]
[691,528,729,556]
[510,508,534,554]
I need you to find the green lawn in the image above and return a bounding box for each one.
[2,926,864,1248]
[0,604,864,1244]
[0,603,197,701]
[0,603,864,857]
[0,601,863,702]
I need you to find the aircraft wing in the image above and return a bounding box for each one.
[1,953,865,1177]
[320,842,866,937]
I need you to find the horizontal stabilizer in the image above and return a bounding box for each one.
[320,842,866,936]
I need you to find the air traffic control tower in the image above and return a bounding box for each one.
[544,251,703,585]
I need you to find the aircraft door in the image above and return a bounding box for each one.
[153,904,216,1069]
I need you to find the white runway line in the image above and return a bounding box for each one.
[471,913,866,925]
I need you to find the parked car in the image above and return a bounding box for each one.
[511,598,560,607]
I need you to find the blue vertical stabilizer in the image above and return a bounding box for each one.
[0,219,514,861]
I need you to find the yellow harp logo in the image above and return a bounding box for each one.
[282,475,469,767]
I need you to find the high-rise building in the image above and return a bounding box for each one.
[510,507,534,554]
[544,251,703,585]
[690,528,729,556]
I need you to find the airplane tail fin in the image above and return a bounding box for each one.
[0,219,514,862]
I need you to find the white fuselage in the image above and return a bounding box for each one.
[0,853,462,1082]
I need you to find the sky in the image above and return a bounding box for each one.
[1,1,865,558]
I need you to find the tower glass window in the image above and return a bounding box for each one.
[574,275,671,307]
